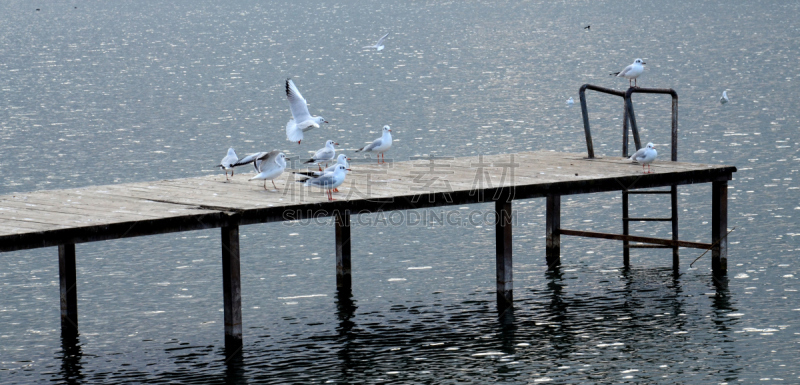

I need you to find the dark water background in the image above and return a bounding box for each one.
[1,0,798,383]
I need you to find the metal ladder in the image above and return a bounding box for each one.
[578,85,680,269]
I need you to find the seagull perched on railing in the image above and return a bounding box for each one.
[629,142,657,173]
[611,58,646,88]
[285,78,327,144]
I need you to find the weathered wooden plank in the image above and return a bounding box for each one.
[59,244,78,333]
[560,229,711,249]
[495,199,513,311]
[335,210,351,290]
[546,194,561,269]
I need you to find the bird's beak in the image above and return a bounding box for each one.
[346,158,351,160]
[324,121,329,124]
[334,142,339,146]
[346,168,352,171]
[642,62,646,65]
[388,129,392,132]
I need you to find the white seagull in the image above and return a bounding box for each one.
[611,58,646,88]
[297,164,350,201]
[248,150,287,190]
[285,78,327,144]
[355,125,392,163]
[566,97,574,106]
[303,140,338,171]
[363,32,389,51]
[720,90,729,105]
[217,148,239,180]
[629,142,657,173]
[293,154,350,192]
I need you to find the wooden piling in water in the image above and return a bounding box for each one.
[335,210,352,290]
[221,225,242,352]
[546,194,561,269]
[712,181,728,274]
[495,199,513,310]
[58,243,78,333]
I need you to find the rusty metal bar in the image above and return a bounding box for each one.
[579,84,626,158]
[671,184,679,269]
[624,87,678,161]
[628,244,674,249]
[560,228,711,249]
[622,191,630,267]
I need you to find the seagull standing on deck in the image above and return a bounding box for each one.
[629,142,657,173]
[611,58,646,88]
[355,125,392,163]
[297,164,350,201]
[304,140,338,170]
[217,148,239,180]
[285,78,327,144]
[294,154,350,192]
[364,32,389,51]
[248,151,287,190]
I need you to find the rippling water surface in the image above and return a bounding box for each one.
[1,0,799,383]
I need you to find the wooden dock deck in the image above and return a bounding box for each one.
[0,151,736,353]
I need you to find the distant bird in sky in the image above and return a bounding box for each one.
[364,32,390,51]
[356,125,393,163]
[584,25,590,30]
[566,97,574,106]
[285,78,327,144]
[720,90,729,105]
[611,58,646,88]
[629,142,657,173]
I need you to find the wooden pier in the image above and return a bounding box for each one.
[0,151,735,354]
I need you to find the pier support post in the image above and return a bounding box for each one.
[335,210,352,290]
[671,184,680,270]
[546,194,561,269]
[711,181,728,274]
[495,199,513,310]
[59,244,78,334]
[221,225,242,353]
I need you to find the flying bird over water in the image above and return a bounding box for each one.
[584,25,590,30]
[285,78,327,144]
[629,142,657,173]
[363,32,390,51]
[355,125,393,163]
[720,90,729,105]
[611,58,645,88]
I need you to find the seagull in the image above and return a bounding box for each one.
[285,78,327,144]
[584,25,590,30]
[720,90,729,105]
[303,140,338,171]
[216,148,239,180]
[294,154,350,192]
[611,58,646,88]
[248,151,287,190]
[566,97,574,106]
[363,32,389,51]
[629,142,657,173]
[355,125,392,163]
[297,164,350,201]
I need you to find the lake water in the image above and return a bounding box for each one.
[1,0,799,383]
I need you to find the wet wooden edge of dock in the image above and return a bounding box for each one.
[0,151,736,252]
